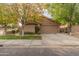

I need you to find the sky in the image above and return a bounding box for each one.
[43,9,52,19]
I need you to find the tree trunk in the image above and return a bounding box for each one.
[4,24,7,35]
[68,23,72,34]
[68,3,76,34]
[19,26,24,36]
[21,25,24,36]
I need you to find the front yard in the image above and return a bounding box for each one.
[0,34,41,40]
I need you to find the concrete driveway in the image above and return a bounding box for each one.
[42,33,79,46]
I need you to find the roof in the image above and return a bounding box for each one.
[41,15,60,25]
[25,15,60,25]
[25,20,41,25]
[25,9,60,25]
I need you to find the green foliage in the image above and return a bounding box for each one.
[47,3,79,25]
[0,4,18,26]
[0,3,45,28]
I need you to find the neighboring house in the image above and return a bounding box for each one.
[23,16,60,34]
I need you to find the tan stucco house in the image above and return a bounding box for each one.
[23,16,60,34]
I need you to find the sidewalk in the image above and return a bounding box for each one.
[0,40,43,47]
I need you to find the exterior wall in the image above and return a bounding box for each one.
[24,25,35,33]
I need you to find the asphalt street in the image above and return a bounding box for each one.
[0,46,79,56]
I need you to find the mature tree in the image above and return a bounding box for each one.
[12,3,45,35]
[0,4,18,34]
[47,3,79,34]
[0,3,46,35]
